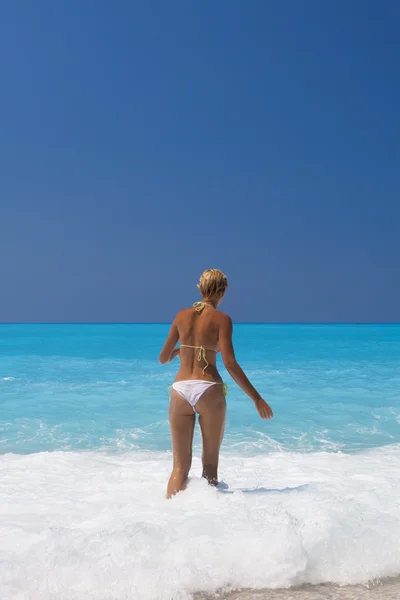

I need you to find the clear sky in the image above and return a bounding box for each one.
[1,1,399,322]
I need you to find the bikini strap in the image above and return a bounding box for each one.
[193,301,206,313]
[180,344,216,375]
[193,301,213,314]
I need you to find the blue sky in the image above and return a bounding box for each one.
[1,1,399,322]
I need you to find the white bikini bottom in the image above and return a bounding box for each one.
[170,380,228,411]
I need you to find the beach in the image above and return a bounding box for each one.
[1,324,400,599]
[198,578,400,599]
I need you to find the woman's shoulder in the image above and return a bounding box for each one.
[172,307,195,322]
[173,307,232,324]
[215,310,232,326]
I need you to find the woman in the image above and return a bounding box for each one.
[159,269,273,498]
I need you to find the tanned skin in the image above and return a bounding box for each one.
[159,294,273,498]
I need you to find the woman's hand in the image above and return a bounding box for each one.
[170,348,180,362]
[254,398,273,420]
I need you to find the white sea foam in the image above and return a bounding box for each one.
[1,446,400,599]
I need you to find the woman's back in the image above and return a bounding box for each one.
[174,304,223,382]
[159,268,273,497]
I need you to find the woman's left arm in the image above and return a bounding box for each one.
[159,317,180,364]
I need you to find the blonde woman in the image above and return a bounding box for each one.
[159,269,273,498]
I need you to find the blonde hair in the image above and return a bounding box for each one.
[197,269,228,299]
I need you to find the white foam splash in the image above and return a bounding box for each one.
[1,446,400,599]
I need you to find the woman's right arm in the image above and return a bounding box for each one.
[158,317,179,364]
[219,315,273,420]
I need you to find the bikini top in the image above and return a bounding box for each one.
[180,301,217,374]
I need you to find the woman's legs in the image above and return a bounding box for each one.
[167,390,195,498]
[196,385,226,486]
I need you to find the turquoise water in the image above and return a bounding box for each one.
[2,324,400,598]
[1,324,400,454]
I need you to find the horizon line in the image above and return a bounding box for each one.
[1,322,400,326]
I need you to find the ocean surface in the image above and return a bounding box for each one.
[1,323,400,600]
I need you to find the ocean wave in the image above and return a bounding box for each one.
[2,417,398,455]
[1,446,400,599]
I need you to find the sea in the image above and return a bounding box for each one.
[1,323,400,600]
